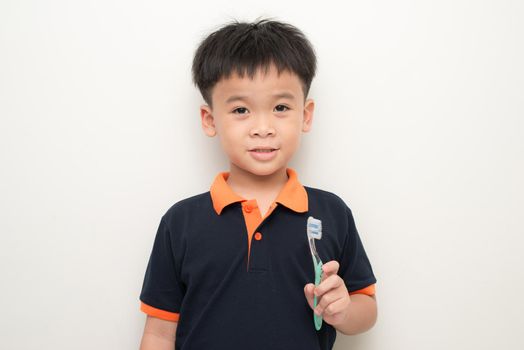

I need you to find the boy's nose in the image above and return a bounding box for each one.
[251,127,275,137]
[250,115,276,137]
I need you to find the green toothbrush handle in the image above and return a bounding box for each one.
[313,260,323,330]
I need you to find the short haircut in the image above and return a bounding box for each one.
[192,18,317,107]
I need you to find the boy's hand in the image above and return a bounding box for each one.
[304,260,351,327]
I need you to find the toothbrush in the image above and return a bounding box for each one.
[307,216,323,330]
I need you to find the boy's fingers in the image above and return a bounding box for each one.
[321,261,340,279]
[322,295,350,317]
[315,274,343,298]
[304,283,315,309]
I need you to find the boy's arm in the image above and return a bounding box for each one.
[330,293,377,335]
[304,260,377,335]
[139,316,177,350]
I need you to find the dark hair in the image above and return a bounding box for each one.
[191,17,317,107]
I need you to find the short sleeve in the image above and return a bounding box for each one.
[139,216,184,321]
[338,205,377,296]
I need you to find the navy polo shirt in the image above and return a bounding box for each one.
[140,167,377,350]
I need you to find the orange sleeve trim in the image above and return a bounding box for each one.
[140,302,180,322]
[349,284,376,296]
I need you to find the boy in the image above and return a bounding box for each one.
[139,18,377,350]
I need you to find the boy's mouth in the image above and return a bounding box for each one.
[248,147,279,161]
[250,149,277,152]
[248,147,279,153]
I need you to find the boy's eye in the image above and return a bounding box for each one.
[232,107,249,114]
[274,104,289,112]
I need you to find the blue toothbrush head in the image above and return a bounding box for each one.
[307,216,322,240]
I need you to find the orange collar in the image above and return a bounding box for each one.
[210,167,308,215]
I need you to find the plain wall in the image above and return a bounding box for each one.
[1,0,523,349]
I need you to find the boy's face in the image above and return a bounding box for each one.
[200,64,314,177]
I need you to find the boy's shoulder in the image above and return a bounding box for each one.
[304,185,353,211]
[160,190,212,222]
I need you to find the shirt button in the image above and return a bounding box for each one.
[254,232,262,241]
[244,205,252,213]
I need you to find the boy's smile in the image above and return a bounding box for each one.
[200,63,315,183]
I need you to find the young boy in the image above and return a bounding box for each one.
[139,18,377,350]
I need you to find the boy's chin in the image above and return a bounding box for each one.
[234,163,287,177]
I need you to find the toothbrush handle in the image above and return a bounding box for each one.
[313,260,323,330]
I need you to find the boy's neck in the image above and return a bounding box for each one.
[226,164,288,200]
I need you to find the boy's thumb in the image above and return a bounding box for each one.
[304,283,315,310]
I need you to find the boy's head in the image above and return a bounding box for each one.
[192,18,317,177]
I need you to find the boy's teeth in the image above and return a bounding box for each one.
[254,149,273,152]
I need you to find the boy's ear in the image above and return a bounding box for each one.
[200,104,217,137]
[302,98,315,132]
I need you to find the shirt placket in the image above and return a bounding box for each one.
[241,200,278,271]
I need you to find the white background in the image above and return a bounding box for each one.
[1,0,523,349]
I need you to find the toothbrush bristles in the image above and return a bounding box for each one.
[307,217,322,239]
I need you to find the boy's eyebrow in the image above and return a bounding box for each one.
[225,92,296,104]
